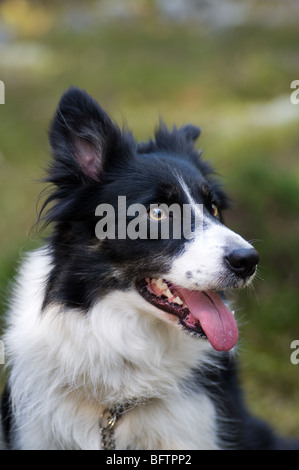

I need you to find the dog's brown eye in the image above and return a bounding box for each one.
[148,206,167,221]
[211,203,219,217]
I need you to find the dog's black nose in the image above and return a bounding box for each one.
[226,248,259,279]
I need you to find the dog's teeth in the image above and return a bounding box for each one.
[150,278,183,304]
[173,296,183,305]
[163,288,173,299]
[151,278,168,291]
[156,279,168,290]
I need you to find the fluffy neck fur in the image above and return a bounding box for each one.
[5,248,219,450]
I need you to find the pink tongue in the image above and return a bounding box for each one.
[177,289,238,351]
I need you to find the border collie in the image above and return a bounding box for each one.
[1,87,297,450]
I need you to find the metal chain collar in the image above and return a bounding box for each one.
[99,407,121,450]
[99,399,148,450]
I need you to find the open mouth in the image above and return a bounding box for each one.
[136,278,239,352]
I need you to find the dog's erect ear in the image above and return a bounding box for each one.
[49,87,122,183]
[178,124,201,143]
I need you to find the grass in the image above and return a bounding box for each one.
[0,2,299,436]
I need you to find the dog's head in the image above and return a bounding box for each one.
[42,87,259,352]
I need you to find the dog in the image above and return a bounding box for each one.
[1,87,297,450]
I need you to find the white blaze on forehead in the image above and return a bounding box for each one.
[176,175,204,229]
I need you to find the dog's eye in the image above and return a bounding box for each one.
[148,206,168,221]
[211,203,219,217]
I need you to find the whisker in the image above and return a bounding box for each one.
[248,238,264,246]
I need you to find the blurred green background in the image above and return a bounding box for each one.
[0,0,299,437]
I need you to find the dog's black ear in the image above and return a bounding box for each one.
[49,87,122,183]
[178,124,201,143]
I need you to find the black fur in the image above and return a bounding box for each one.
[189,354,299,450]
[40,87,229,311]
[1,384,12,448]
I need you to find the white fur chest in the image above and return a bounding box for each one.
[5,249,219,450]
